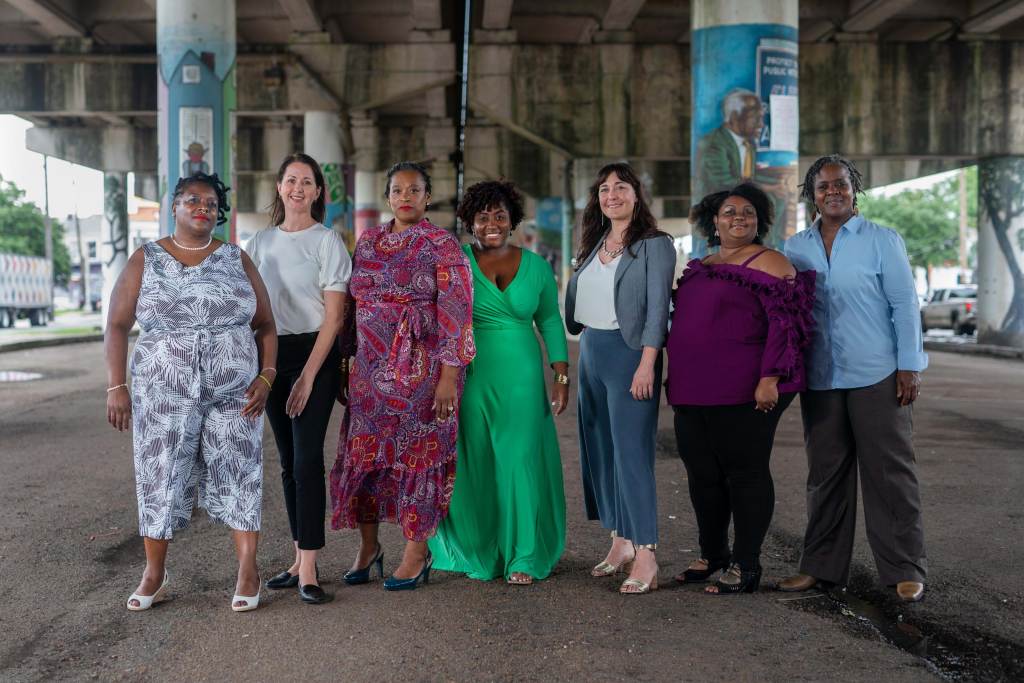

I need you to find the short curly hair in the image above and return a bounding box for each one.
[690,182,773,247]
[172,172,231,226]
[457,180,525,233]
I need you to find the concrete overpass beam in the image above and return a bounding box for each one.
[25,125,155,173]
[277,0,321,33]
[691,0,799,252]
[962,0,1024,33]
[5,0,87,38]
[482,0,514,29]
[977,156,1024,349]
[841,0,917,33]
[602,0,646,31]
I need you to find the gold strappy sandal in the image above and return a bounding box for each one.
[620,544,659,594]
[591,531,636,577]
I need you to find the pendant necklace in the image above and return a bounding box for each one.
[600,238,625,259]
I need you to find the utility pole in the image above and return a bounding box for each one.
[74,213,90,311]
[42,155,54,316]
[958,167,969,283]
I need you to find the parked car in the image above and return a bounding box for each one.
[0,252,52,328]
[921,286,976,335]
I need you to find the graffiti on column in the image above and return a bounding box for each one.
[323,162,356,250]
[692,27,799,253]
[979,157,1024,337]
[104,174,129,268]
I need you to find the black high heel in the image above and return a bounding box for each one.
[344,544,384,585]
[706,564,762,595]
[266,564,318,590]
[674,557,729,584]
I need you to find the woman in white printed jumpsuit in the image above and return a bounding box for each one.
[105,173,277,612]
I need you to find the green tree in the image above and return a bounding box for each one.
[0,175,71,286]
[858,178,966,274]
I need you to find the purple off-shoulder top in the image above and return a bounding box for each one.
[666,256,816,406]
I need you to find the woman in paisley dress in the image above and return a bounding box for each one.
[105,173,277,612]
[329,161,475,591]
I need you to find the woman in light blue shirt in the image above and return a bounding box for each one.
[779,154,928,603]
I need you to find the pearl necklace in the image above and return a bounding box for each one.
[171,235,213,251]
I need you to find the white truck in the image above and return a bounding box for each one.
[0,252,51,328]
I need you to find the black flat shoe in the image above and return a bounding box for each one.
[299,584,333,605]
[674,558,729,584]
[265,571,299,590]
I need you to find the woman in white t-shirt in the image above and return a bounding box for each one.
[246,153,352,605]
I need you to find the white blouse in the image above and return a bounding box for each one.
[246,224,352,335]
[573,254,620,330]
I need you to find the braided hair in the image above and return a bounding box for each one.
[800,154,864,211]
[172,172,231,226]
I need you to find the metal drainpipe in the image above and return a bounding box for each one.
[454,0,472,223]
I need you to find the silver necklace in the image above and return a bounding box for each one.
[600,238,625,259]
[171,235,213,251]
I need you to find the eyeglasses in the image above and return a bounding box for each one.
[719,206,757,219]
[182,195,218,212]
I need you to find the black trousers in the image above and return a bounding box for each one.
[672,393,795,571]
[264,333,340,550]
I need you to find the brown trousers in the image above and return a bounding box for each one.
[797,372,927,586]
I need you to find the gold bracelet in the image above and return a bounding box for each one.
[554,373,570,385]
[106,383,128,393]
[257,374,273,389]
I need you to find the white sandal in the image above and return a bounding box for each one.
[231,590,260,612]
[126,571,169,611]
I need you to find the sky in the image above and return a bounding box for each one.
[0,114,124,219]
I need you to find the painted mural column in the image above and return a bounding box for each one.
[156,0,237,241]
[304,111,354,247]
[100,172,129,326]
[690,0,799,255]
[977,156,1024,348]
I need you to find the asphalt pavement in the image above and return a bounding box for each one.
[0,342,1021,682]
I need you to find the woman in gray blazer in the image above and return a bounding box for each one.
[565,162,676,594]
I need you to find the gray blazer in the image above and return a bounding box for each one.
[565,234,677,350]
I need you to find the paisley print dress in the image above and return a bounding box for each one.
[130,241,263,539]
[329,219,475,541]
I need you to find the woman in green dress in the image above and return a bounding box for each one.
[429,180,570,585]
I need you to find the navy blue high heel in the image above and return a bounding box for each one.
[343,544,384,585]
[383,551,432,591]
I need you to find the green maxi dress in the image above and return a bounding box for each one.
[429,245,569,580]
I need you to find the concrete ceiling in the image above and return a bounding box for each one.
[0,0,1022,48]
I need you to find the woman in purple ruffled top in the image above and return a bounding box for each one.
[666,183,815,595]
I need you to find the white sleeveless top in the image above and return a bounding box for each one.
[573,254,620,330]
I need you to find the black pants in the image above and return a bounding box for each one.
[265,333,340,550]
[672,393,795,571]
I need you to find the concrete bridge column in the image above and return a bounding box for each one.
[977,156,1024,348]
[100,172,128,327]
[352,114,381,240]
[255,122,293,217]
[690,0,799,253]
[304,111,351,243]
[157,0,237,241]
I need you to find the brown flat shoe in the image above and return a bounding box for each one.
[896,581,925,602]
[776,574,818,592]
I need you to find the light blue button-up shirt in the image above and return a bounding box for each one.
[784,215,928,390]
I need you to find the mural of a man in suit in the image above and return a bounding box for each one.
[695,88,795,243]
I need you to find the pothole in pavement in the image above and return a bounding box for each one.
[0,370,44,382]
[767,530,1024,681]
